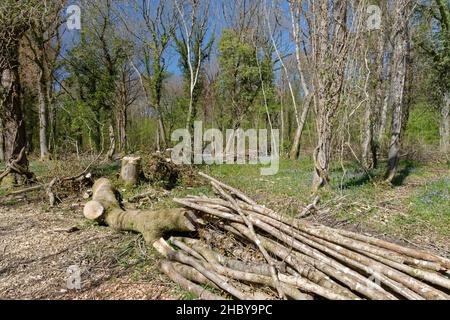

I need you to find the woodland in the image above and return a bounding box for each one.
[0,0,449,300]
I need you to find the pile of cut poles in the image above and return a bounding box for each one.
[154,172,450,300]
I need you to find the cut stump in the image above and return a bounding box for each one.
[120,156,143,187]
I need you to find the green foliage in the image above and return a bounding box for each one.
[58,3,133,151]
[404,103,440,145]
[414,1,450,104]
[217,29,271,127]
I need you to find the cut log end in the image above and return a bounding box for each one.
[83,200,105,221]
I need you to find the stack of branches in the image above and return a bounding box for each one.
[142,153,202,189]
[154,172,450,300]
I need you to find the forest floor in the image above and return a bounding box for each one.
[0,157,449,299]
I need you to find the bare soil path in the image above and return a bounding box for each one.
[0,199,179,300]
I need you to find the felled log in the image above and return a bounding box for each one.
[83,178,195,243]
[120,156,143,187]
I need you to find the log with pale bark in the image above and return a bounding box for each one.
[83,178,196,243]
[153,172,450,300]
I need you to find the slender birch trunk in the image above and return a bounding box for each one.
[288,1,312,160]
[440,93,450,154]
[0,120,4,162]
[38,69,50,160]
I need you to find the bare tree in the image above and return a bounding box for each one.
[287,0,313,160]
[24,1,65,160]
[263,0,308,160]
[309,0,362,191]
[361,1,389,170]
[173,0,213,132]
[0,0,44,182]
[123,0,176,151]
[385,0,412,182]
[116,63,139,153]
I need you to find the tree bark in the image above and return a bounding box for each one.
[116,104,127,153]
[386,1,410,182]
[312,109,333,190]
[48,85,56,154]
[38,69,50,160]
[311,0,349,191]
[370,30,388,168]
[0,120,4,162]
[1,56,30,175]
[106,122,116,161]
[288,1,312,160]
[440,92,449,154]
[290,95,312,160]
[378,52,392,145]
[361,99,374,170]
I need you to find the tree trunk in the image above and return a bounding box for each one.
[106,121,116,161]
[157,112,167,149]
[440,93,449,154]
[280,94,284,155]
[38,70,50,160]
[290,95,312,160]
[367,31,387,169]
[361,100,373,170]
[116,105,127,153]
[312,108,333,191]
[288,1,312,160]
[1,59,30,173]
[378,75,391,143]
[0,120,4,162]
[385,1,409,183]
[311,1,349,191]
[48,84,56,154]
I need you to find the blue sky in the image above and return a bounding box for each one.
[62,0,299,78]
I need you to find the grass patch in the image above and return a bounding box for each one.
[393,176,450,236]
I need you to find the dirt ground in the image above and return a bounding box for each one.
[0,196,181,300]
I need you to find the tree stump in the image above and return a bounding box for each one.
[120,156,143,187]
[83,178,196,243]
